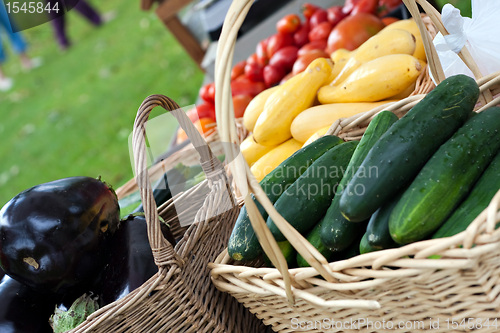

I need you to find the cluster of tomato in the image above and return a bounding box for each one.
[178,0,402,143]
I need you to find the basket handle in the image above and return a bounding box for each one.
[132,94,228,269]
[404,0,494,105]
[215,0,341,306]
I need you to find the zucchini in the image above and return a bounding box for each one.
[390,107,500,244]
[320,110,399,251]
[267,141,358,241]
[340,74,479,222]
[432,149,500,239]
[228,135,344,261]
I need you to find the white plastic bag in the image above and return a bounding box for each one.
[431,0,500,84]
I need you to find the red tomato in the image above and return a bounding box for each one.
[308,21,333,42]
[293,21,310,48]
[195,103,216,121]
[342,0,357,14]
[276,14,302,34]
[231,60,246,81]
[292,49,329,75]
[353,0,378,15]
[381,16,399,26]
[327,6,347,27]
[263,64,286,88]
[232,73,246,82]
[246,53,259,65]
[186,103,216,122]
[199,83,215,104]
[186,108,198,123]
[232,94,253,118]
[309,9,328,28]
[301,3,321,20]
[244,61,264,82]
[377,0,402,16]
[266,33,294,58]
[326,13,385,53]
[343,0,378,15]
[349,0,379,15]
[298,40,328,57]
[231,78,266,97]
[256,39,269,65]
[269,46,299,73]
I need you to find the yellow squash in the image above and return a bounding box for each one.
[242,86,279,132]
[291,101,397,143]
[318,54,423,104]
[250,138,303,182]
[302,127,330,147]
[240,135,277,166]
[390,81,416,100]
[381,18,426,61]
[329,48,351,82]
[330,28,416,86]
[253,58,333,146]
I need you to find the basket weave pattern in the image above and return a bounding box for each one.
[68,95,267,332]
[209,0,500,332]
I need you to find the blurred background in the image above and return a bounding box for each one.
[0,0,205,206]
[0,0,472,206]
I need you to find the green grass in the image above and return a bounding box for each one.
[0,1,205,206]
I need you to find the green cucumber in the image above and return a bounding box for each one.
[296,221,336,267]
[228,135,344,261]
[433,150,500,239]
[267,141,358,241]
[365,190,403,250]
[297,219,366,266]
[264,240,297,268]
[340,74,479,222]
[359,233,376,254]
[390,107,500,244]
[337,231,364,261]
[320,110,399,251]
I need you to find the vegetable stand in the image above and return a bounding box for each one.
[209,0,500,332]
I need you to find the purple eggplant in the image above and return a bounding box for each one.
[0,274,60,333]
[0,176,120,295]
[96,214,175,305]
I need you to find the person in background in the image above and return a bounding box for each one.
[0,2,38,92]
[46,0,103,50]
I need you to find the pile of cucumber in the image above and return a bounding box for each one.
[228,74,500,268]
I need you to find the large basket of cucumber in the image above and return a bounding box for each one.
[64,95,269,332]
[210,0,500,332]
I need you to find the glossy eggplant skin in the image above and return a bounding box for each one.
[96,215,175,305]
[0,176,120,295]
[0,275,60,333]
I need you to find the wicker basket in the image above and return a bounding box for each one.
[209,0,500,332]
[68,95,269,332]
